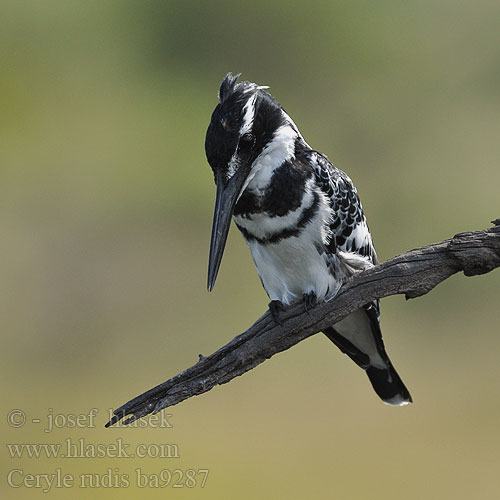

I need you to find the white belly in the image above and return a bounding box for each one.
[248,234,340,305]
[237,197,342,305]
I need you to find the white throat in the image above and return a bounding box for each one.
[243,123,298,196]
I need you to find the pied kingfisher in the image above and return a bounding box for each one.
[205,73,412,406]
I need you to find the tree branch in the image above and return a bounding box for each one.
[106,220,500,427]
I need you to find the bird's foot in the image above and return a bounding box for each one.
[268,300,286,326]
[303,291,317,313]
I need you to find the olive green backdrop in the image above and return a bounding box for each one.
[1,1,499,498]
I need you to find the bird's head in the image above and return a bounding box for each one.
[205,73,301,291]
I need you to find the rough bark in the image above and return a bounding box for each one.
[106,220,500,427]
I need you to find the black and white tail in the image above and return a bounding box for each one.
[365,364,412,406]
[323,304,412,406]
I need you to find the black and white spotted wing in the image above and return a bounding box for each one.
[309,150,380,321]
[310,151,378,265]
[308,152,412,405]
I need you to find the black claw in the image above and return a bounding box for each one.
[303,291,317,313]
[268,300,285,325]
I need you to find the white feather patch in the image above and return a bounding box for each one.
[333,309,387,369]
[346,221,373,253]
[239,93,257,136]
[242,124,298,196]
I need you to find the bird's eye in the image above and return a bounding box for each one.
[239,133,255,147]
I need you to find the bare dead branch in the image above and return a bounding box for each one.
[106,220,500,427]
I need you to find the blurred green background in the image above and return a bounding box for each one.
[1,1,499,498]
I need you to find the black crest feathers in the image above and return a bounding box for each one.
[218,73,241,103]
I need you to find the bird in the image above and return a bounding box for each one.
[204,73,412,406]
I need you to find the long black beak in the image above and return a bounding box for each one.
[207,169,248,291]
